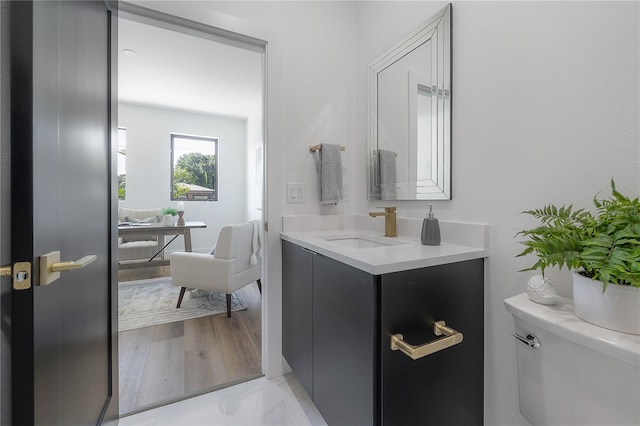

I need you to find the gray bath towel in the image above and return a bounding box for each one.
[378,150,396,200]
[319,144,343,205]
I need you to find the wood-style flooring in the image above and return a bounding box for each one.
[118,266,262,415]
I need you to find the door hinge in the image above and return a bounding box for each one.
[264,222,268,232]
[0,262,32,290]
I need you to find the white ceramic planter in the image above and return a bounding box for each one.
[572,272,640,335]
[162,214,174,226]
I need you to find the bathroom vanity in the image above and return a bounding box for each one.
[281,226,487,425]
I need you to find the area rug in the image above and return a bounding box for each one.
[118,277,247,332]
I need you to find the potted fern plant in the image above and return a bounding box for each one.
[517,180,640,334]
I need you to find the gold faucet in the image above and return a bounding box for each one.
[369,207,397,237]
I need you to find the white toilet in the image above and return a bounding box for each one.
[505,293,640,426]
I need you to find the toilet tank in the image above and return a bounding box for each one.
[505,293,640,426]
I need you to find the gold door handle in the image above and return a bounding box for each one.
[390,321,463,360]
[40,251,97,285]
[50,255,97,272]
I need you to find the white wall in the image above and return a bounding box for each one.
[246,112,264,221]
[204,1,358,216]
[127,1,639,425]
[118,102,248,252]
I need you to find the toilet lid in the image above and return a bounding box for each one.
[505,293,640,367]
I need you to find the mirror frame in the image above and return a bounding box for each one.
[367,3,452,200]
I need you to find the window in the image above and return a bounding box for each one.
[171,134,218,201]
[117,127,127,200]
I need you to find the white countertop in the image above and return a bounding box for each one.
[280,228,488,275]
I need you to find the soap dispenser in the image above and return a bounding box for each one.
[421,205,441,246]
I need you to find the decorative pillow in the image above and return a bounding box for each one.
[122,216,158,243]
[125,216,158,224]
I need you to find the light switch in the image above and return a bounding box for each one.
[287,183,306,203]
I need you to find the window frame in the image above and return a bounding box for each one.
[170,133,219,202]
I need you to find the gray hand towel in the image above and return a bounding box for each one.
[319,144,343,205]
[378,150,396,200]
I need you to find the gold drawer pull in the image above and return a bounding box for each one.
[390,320,463,360]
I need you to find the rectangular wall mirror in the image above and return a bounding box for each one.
[368,3,452,200]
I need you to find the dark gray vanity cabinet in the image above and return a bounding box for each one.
[282,240,377,425]
[282,240,484,426]
[313,252,378,426]
[380,260,484,426]
[282,240,314,397]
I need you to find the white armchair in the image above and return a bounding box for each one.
[170,221,262,317]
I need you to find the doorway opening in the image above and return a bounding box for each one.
[116,6,266,416]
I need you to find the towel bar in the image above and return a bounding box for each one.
[373,149,397,157]
[309,144,345,152]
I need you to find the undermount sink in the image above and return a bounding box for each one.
[324,237,391,249]
[321,234,410,249]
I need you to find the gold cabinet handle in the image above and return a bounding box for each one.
[40,251,97,285]
[50,255,97,272]
[390,320,463,360]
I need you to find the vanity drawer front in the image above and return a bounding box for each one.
[380,259,484,426]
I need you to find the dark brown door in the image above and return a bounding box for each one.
[10,1,118,424]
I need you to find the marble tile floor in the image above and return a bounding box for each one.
[119,373,327,425]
